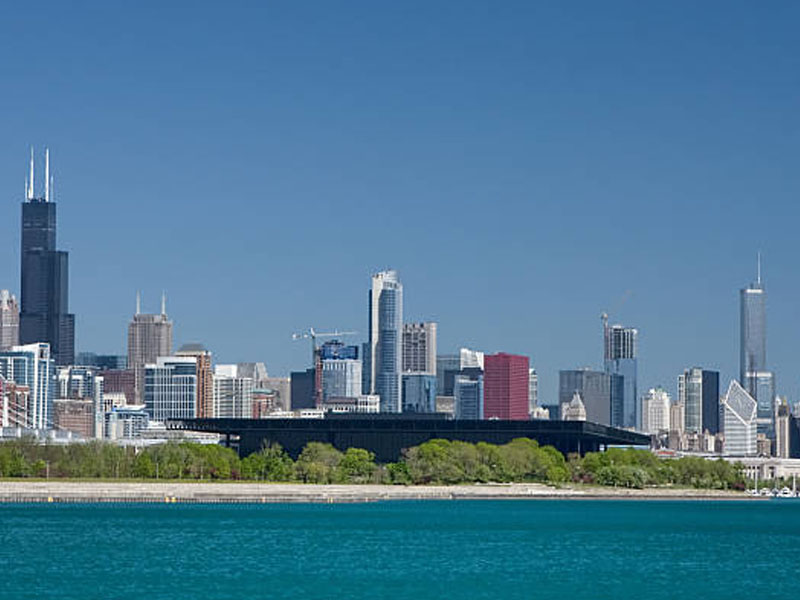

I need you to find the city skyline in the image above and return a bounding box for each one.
[1,3,799,406]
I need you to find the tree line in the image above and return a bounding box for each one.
[0,437,745,489]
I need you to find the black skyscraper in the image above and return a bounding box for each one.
[19,149,75,365]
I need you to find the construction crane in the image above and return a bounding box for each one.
[292,328,357,407]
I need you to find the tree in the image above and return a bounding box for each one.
[338,448,377,483]
[295,443,343,483]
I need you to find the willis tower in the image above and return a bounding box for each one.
[19,148,74,365]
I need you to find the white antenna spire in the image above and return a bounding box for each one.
[136,291,141,315]
[757,251,762,286]
[44,148,50,202]
[161,291,166,316]
[28,146,34,200]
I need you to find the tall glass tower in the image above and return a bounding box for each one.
[366,270,403,412]
[603,315,638,429]
[19,149,75,365]
[740,256,775,438]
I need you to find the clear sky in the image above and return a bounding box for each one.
[0,2,798,405]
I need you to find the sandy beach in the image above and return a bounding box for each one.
[0,481,756,503]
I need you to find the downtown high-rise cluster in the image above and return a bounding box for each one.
[0,150,798,460]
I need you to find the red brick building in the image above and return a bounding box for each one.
[483,353,529,420]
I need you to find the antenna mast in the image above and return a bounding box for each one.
[28,147,34,200]
[757,252,762,287]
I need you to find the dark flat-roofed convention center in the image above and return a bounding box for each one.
[167,415,649,462]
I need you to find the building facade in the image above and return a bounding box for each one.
[561,391,587,421]
[454,372,484,419]
[483,353,529,420]
[0,375,30,428]
[528,368,538,416]
[402,322,437,374]
[0,290,19,351]
[401,373,437,413]
[603,318,638,429]
[0,343,55,430]
[366,270,403,412]
[19,150,75,365]
[53,399,94,438]
[722,380,757,456]
[320,341,362,403]
[57,365,104,439]
[677,368,720,434]
[740,261,776,439]
[213,365,254,418]
[290,368,315,410]
[176,344,213,418]
[128,293,173,403]
[559,369,619,427]
[75,353,127,370]
[143,356,198,421]
[641,387,670,434]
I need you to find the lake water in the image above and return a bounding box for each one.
[0,500,797,599]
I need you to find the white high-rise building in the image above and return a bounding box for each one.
[722,380,757,456]
[213,365,253,418]
[0,290,19,351]
[641,387,671,434]
[0,343,54,430]
[365,270,403,412]
[528,368,538,415]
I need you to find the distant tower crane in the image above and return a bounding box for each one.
[292,328,357,407]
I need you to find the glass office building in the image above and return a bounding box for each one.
[19,153,75,365]
[740,262,775,438]
[603,322,638,429]
[367,271,403,413]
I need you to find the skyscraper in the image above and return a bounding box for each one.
[401,373,437,413]
[402,322,437,374]
[559,369,619,426]
[603,316,638,429]
[721,380,757,456]
[677,367,720,434]
[0,290,19,351]
[740,257,775,439]
[19,149,75,365]
[641,387,670,434]
[213,364,254,418]
[176,343,213,419]
[128,292,173,403]
[454,369,483,419]
[483,353,529,420]
[321,341,362,402]
[366,270,403,412]
[528,368,538,415]
[144,356,198,421]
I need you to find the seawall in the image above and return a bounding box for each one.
[0,481,754,503]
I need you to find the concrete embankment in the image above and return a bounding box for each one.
[0,481,752,503]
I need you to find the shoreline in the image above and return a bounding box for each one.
[0,481,760,503]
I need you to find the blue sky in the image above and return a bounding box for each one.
[0,2,798,404]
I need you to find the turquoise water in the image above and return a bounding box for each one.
[0,500,798,599]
